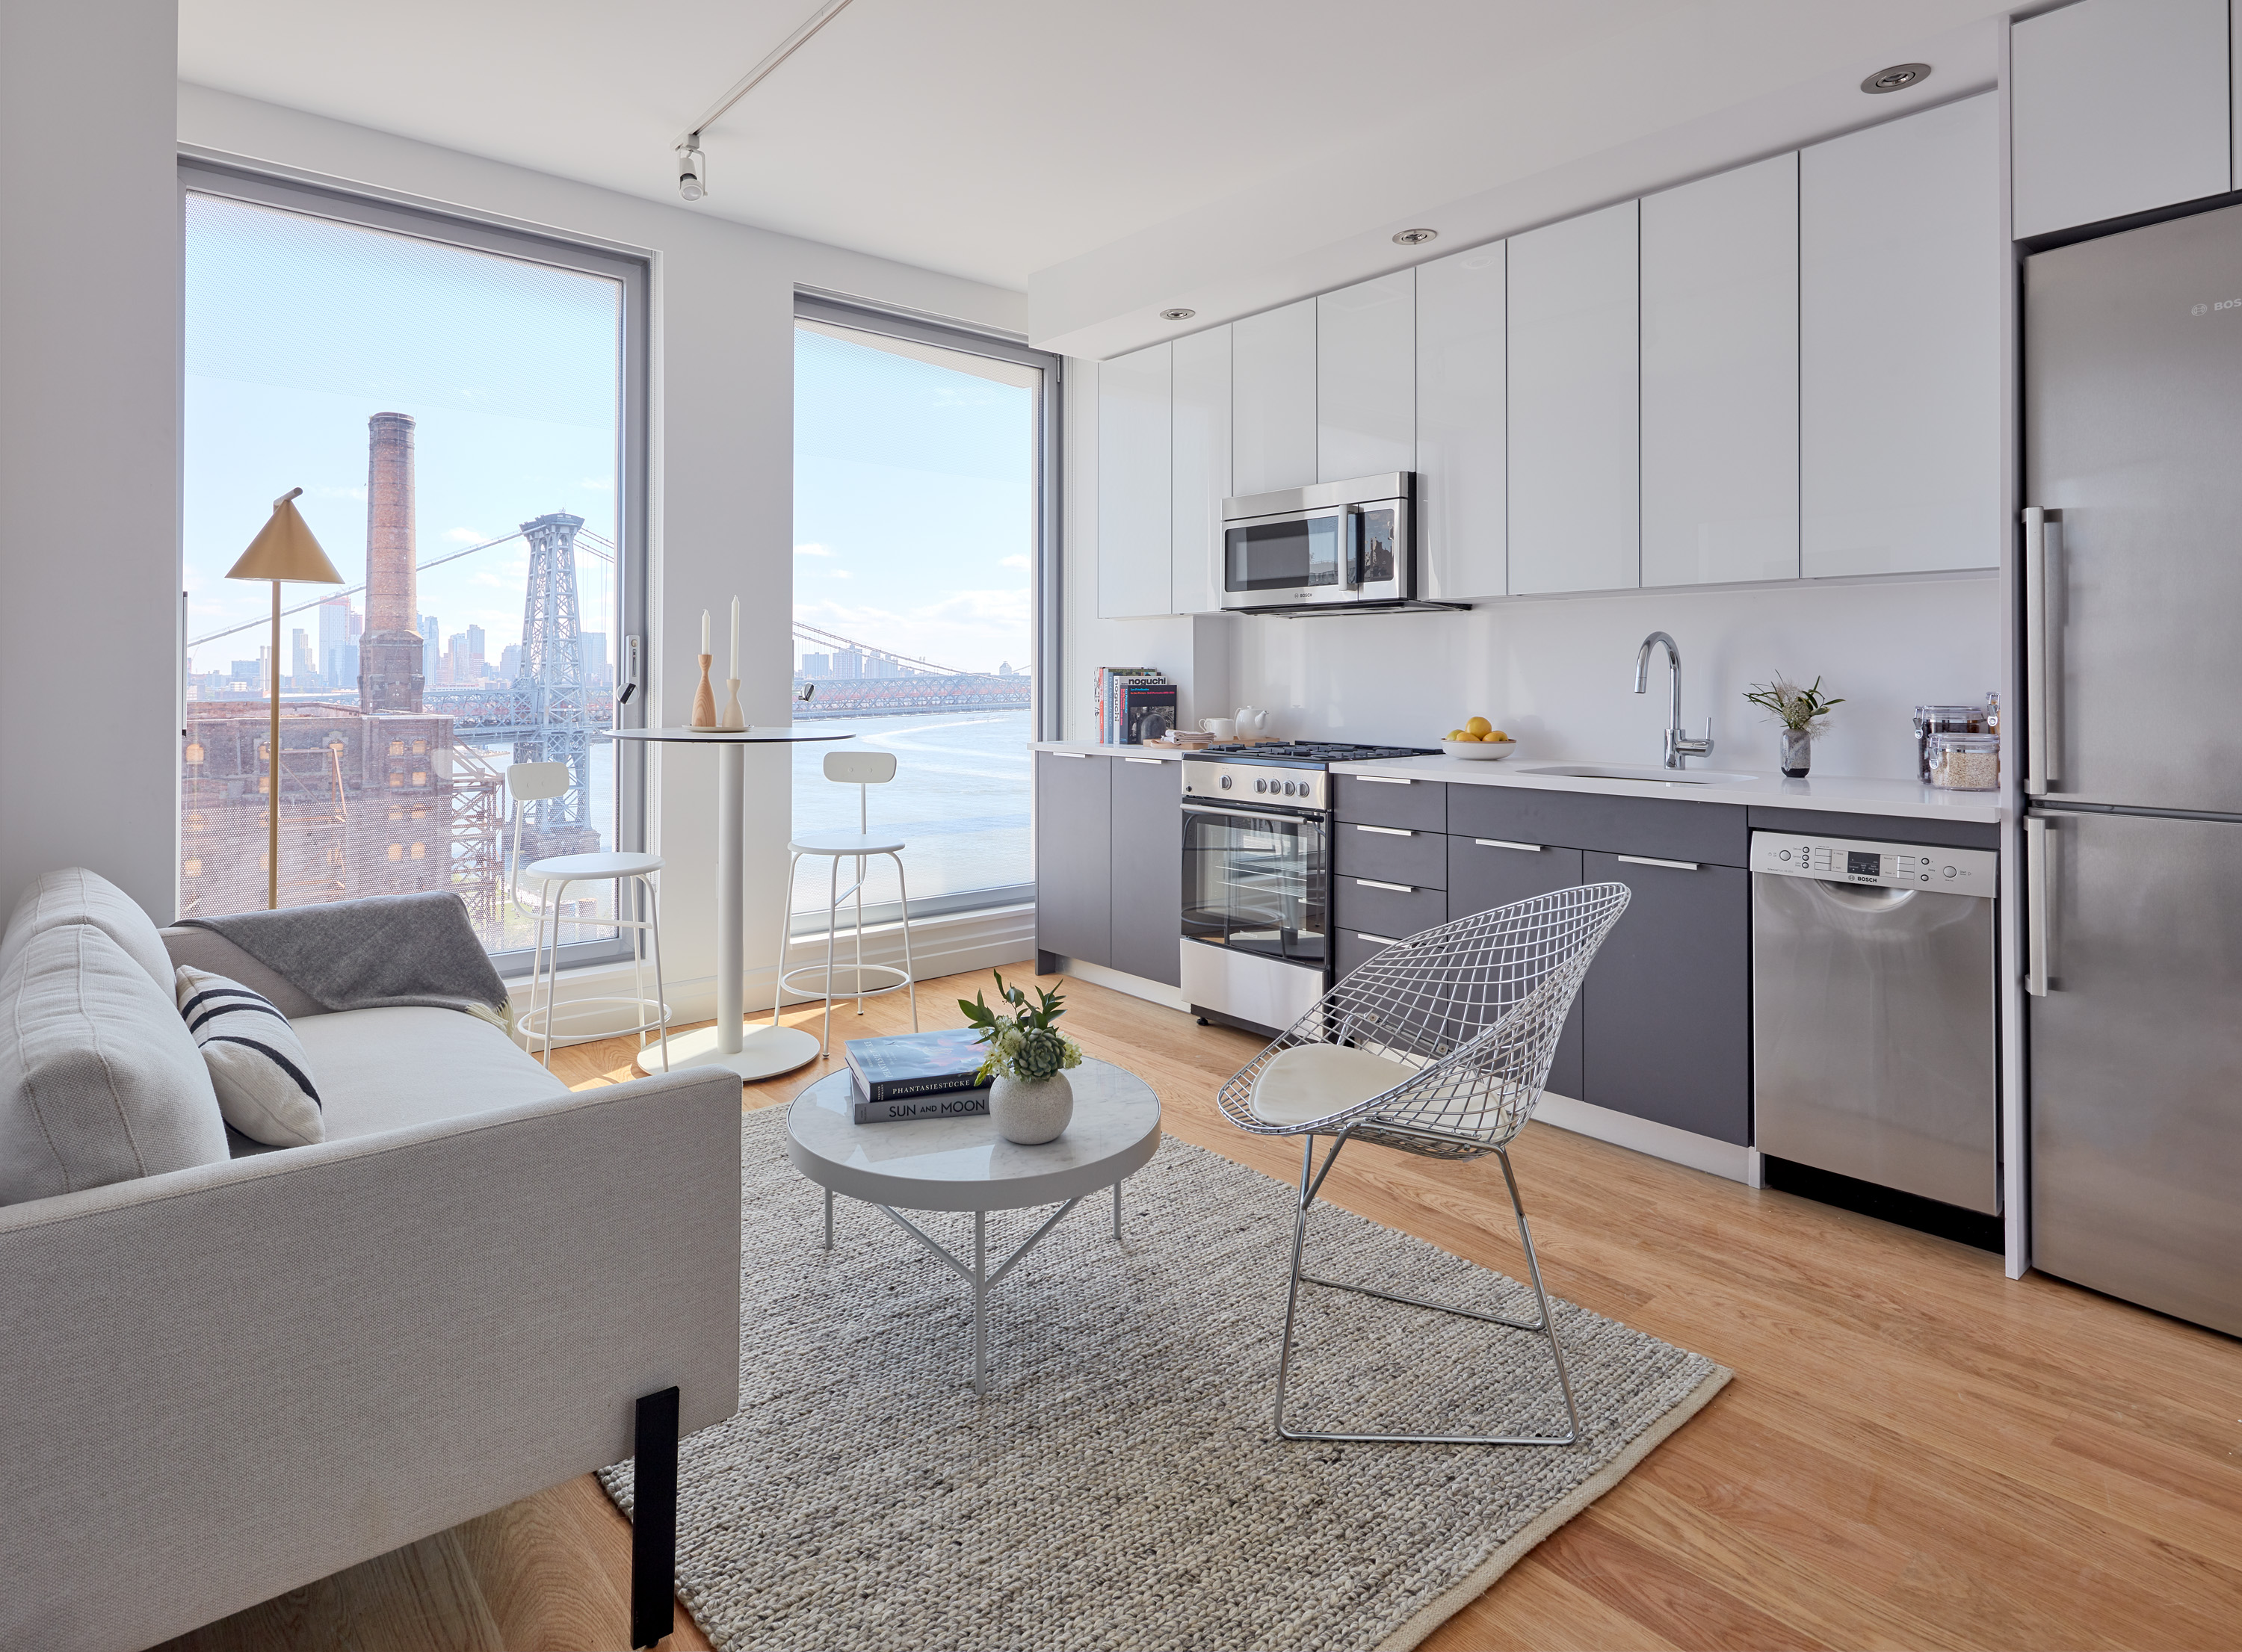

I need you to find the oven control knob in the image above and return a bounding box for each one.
[1251,778,1264,793]
[1220,775,1232,790]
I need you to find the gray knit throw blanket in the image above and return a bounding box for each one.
[179,891,510,1028]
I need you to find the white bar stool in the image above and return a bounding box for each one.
[776,749,918,1054]
[506,760,671,1071]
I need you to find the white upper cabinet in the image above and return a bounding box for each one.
[1317,272,1415,480]
[2012,0,2232,241]
[1640,152,1799,588]
[1801,94,2001,578]
[1096,342,1172,619]
[1170,327,1231,616]
[1230,300,1318,497]
[1508,200,1640,595]
[1414,244,1507,601]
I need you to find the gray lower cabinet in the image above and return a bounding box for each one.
[1034,752,1111,969]
[1448,837,1588,1102]
[1580,850,1752,1145]
[1109,756,1182,986]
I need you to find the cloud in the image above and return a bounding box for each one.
[579,477,614,491]
[1000,554,1031,570]
[317,485,366,503]
[794,542,833,557]
[828,569,852,579]
[446,527,494,544]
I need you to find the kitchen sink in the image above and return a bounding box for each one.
[1516,763,1755,788]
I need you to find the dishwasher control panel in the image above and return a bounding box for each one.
[1750,832,1997,896]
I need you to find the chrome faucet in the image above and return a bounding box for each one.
[1633,631,1714,770]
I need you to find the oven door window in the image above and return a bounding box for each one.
[1226,514,1342,592]
[1182,806,1327,968]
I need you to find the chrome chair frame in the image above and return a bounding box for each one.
[1217,882,1631,1446]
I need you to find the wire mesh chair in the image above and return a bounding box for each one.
[1216,882,1631,1446]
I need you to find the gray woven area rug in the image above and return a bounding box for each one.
[602,1107,1729,1652]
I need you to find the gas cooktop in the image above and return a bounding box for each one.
[1183,740,1440,768]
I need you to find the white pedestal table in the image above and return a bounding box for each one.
[611,725,854,1081]
[786,1058,1162,1392]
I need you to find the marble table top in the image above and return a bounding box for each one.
[785,1058,1162,1213]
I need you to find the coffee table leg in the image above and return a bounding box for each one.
[972,1210,988,1394]
[1113,1179,1122,1240]
[824,1187,834,1250]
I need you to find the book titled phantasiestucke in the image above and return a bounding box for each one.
[843,1027,989,1101]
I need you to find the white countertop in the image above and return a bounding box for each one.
[1328,754,2004,824]
[1030,740,1188,761]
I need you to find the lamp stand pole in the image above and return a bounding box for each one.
[266,580,281,910]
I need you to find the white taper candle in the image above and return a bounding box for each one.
[701,608,710,655]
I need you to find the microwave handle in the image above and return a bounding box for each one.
[1343,506,1362,588]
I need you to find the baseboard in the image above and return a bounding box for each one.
[1529,1091,1752,1184]
[1046,956,1191,1014]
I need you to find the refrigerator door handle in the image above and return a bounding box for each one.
[2025,814,2052,997]
[2022,507,2052,796]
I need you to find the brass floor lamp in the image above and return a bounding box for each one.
[226,488,343,910]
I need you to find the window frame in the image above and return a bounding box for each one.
[177,156,652,977]
[788,291,1062,932]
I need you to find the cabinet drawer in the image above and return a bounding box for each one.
[1335,771,1447,831]
[1447,838,1585,920]
[1335,927,1408,982]
[1335,820,1446,888]
[1446,784,1746,867]
[1334,876,1448,945]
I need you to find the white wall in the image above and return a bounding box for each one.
[1223,575,2001,780]
[0,2,182,919]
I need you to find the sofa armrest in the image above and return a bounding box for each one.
[0,1067,744,1652]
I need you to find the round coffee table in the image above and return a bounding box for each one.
[786,1057,1161,1393]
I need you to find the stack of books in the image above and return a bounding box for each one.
[842,1027,993,1124]
[1093,665,1176,745]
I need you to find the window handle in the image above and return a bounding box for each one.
[619,634,641,704]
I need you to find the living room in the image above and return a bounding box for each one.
[3,3,2239,1650]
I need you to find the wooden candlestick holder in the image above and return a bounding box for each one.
[691,652,717,728]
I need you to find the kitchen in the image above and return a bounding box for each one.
[1036,1,2242,1343]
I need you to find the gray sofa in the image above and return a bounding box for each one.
[0,871,743,1652]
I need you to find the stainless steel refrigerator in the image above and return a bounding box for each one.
[2023,202,2242,1338]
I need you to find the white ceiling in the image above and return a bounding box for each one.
[180,0,2020,347]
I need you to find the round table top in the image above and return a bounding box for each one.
[609,724,855,743]
[785,1058,1161,1213]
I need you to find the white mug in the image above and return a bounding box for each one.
[1234,706,1270,736]
[1199,717,1235,739]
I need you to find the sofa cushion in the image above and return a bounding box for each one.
[176,966,327,1148]
[289,1006,568,1142]
[0,924,229,1206]
[0,866,176,994]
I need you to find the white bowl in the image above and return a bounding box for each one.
[1442,738,1519,761]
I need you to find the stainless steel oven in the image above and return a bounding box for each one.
[1180,796,1330,1035]
[1220,473,1415,612]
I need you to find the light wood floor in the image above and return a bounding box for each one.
[162,962,2242,1652]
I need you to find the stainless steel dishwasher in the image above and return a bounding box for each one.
[1750,830,2000,1214]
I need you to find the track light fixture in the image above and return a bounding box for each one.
[677,143,707,202]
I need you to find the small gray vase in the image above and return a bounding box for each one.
[990,1071,1073,1145]
[1779,727,1813,778]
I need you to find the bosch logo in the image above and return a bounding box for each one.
[2193,299,2242,315]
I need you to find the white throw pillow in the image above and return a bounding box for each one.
[176,966,327,1147]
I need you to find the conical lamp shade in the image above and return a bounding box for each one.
[226,489,343,584]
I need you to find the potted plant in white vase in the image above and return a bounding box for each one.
[960,972,1085,1145]
[1744,675,1844,778]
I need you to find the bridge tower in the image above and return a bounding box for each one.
[513,512,600,859]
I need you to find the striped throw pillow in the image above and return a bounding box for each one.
[174,965,326,1147]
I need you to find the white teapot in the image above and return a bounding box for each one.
[1234,705,1271,737]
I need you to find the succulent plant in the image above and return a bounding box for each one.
[958,971,1084,1085]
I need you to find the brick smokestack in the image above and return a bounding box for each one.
[356,411,424,712]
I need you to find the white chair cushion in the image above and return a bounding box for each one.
[176,966,326,1148]
[1249,1043,1415,1127]
[290,1006,568,1142]
[0,924,229,1205]
[0,865,176,994]
[790,831,907,856]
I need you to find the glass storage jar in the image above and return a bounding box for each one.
[1913,704,1990,782]
[1927,731,2000,791]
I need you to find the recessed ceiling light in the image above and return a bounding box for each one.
[1392,228,1439,247]
[1862,62,1930,94]
[1160,308,1196,321]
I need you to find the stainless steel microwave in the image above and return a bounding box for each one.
[1220,473,1415,612]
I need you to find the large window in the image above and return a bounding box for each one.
[790,298,1056,923]
[179,164,646,966]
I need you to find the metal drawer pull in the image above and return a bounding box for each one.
[1355,775,1414,785]
[1354,824,1414,837]
[1616,854,1700,871]
[1353,878,1415,893]
[1050,750,1089,760]
[1473,838,1543,853]
[1354,932,1403,947]
[1122,756,1162,764]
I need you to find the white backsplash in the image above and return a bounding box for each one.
[1223,574,2002,780]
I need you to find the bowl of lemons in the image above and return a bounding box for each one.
[1442,718,1519,760]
